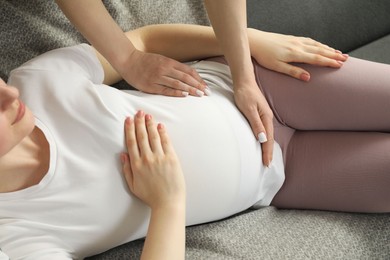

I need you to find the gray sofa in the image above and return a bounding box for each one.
[1,1,389,259]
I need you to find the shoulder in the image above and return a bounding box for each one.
[9,44,104,85]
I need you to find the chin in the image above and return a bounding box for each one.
[24,108,36,135]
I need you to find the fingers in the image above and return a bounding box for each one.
[134,110,152,157]
[131,52,211,98]
[272,38,350,81]
[157,123,175,155]
[121,152,134,191]
[127,110,167,157]
[172,63,210,97]
[124,116,140,160]
[122,111,185,208]
[299,47,346,67]
[156,64,211,97]
[269,61,310,82]
[234,85,275,167]
[246,109,274,167]
[296,38,348,64]
[260,113,274,167]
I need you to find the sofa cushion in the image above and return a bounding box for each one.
[349,34,390,64]
[247,0,390,53]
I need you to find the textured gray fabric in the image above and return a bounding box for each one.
[1,1,389,259]
[247,0,390,52]
[89,207,390,259]
[0,0,209,81]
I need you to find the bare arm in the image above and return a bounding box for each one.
[56,0,135,73]
[97,24,347,87]
[95,24,221,85]
[56,0,207,97]
[204,0,254,90]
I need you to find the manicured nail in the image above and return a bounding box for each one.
[258,132,267,143]
[204,87,212,96]
[182,91,189,97]
[343,54,349,58]
[120,153,126,164]
[300,73,310,82]
[196,89,204,97]
[266,160,272,168]
[125,116,131,126]
[136,110,144,117]
[157,123,165,130]
[337,60,344,66]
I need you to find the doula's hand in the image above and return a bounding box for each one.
[234,80,274,167]
[248,29,349,81]
[121,110,186,209]
[121,50,209,97]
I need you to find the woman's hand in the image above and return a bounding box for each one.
[121,110,186,210]
[248,29,349,81]
[234,78,274,167]
[120,50,209,98]
[121,111,186,259]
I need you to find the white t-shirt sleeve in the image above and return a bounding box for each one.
[11,251,72,260]
[9,44,104,85]
[0,249,71,260]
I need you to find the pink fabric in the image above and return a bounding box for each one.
[257,57,390,213]
[207,56,390,213]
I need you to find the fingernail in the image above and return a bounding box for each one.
[266,160,272,168]
[196,89,204,97]
[120,153,126,164]
[182,91,189,97]
[300,73,310,82]
[337,60,344,66]
[136,110,144,117]
[125,117,131,125]
[157,123,165,130]
[204,87,212,96]
[145,114,152,121]
[258,132,267,143]
[343,54,349,58]
[335,50,342,54]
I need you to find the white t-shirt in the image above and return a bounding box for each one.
[0,44,284,259]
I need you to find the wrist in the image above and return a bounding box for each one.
[111,48,140,85]
[230,63,257,91]
[109,42,139,75]
[151,202,186,216]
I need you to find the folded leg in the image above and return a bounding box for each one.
[271,131,390,213]
[204,57,390,212]
[255,57,390,132]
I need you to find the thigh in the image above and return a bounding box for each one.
[271,131,390,213]
[254,57,390,131]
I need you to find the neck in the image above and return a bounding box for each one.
[0,127,49,193]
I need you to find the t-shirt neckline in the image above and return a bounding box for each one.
[0,117,57,200]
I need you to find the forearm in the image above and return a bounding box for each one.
[97,24,260,85]
[204,0,254,87]
[141,205,186,260]
[56,0,135,70]
[96,24,222,85]
[127,24,222,62]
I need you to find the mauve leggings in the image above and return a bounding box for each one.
[208,56,390,213]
